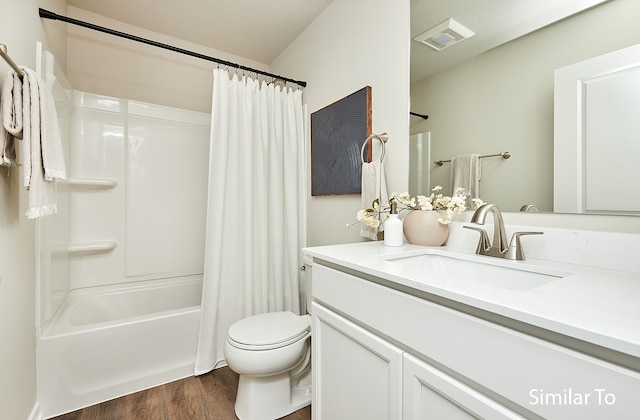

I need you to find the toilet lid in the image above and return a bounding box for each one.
[228,311,311,350]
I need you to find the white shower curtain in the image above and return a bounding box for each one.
[194,69,306,374]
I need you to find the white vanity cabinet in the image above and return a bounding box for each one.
[311,262,640,420]
[312,303,403,420]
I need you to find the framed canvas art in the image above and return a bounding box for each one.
[311,86,372,196]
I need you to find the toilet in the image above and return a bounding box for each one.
[224,262,313,420]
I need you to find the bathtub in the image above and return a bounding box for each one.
[36,275,202,419]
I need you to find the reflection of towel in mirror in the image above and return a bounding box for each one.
[18,67,67,218]
[360,159,389,240]
[450,154,480,202]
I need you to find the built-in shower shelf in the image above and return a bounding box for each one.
[65,240,118,255]
[67,178,118,189]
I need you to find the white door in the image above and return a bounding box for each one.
[312,302,403,420]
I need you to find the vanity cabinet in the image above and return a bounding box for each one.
[312,303,402,420]
[311,262,640,420]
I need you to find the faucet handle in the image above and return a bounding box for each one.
[463,226,491,254]
[505,231,543,261]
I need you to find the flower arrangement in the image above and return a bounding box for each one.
[347,186,483,229]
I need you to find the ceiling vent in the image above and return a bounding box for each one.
[413,18,475,51]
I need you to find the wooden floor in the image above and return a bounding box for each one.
[51,366,311,420]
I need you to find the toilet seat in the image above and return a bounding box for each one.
[227,311,311,351]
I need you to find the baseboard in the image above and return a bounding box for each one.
[28,402,42,420]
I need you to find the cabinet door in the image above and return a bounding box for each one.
[403,354,524,420]
[312,302,403,420]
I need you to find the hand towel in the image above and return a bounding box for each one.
[450,153,480,202]
[360,147,389,240]
[0,69,22,167]
[19,67,67,218]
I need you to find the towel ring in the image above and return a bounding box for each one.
[360,132,388,163]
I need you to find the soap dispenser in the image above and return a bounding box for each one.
[384,199,403,247]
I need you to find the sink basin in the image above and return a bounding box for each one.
[383,251,572,291]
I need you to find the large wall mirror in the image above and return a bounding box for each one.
[409,0,640,214]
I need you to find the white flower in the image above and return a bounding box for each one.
[347,185,483,232]
[416,195,433,211]
[471,197,485,208]
[364,216,380,228]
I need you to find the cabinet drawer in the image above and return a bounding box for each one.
[313,263,640,419]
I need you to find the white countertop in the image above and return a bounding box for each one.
[303,241,640,360]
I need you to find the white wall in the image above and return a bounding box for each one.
[0,1,67,418]
[66,7,271,114]
[272,0,411,246]
[411,0,640,212]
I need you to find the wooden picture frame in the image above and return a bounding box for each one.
[311,86,372,196]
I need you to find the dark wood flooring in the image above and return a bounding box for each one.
[50,366,311,420]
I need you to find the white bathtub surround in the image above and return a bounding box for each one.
[195,69,307,375]
[35,88,211,417]
[37,276,202,419]
[64,91,210,292]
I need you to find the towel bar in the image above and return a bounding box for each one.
[0,44,24,76]
[434,151,510,166]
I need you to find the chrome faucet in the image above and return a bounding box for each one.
[464,204,543,260]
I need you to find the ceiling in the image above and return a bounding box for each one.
[65,0,608,83]
[410,0,609,83]
[65,0,334,64]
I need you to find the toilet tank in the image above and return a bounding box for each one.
[301,253,313,315]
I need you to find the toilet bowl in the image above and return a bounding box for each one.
[224,311,312,420]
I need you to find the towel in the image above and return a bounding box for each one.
[450,153,480,202]
[360,152,389,240]
[14,67,67,218]
[0,69,22,167]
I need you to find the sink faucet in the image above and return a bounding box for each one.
[464,204,543,260]
[519,204,540,212]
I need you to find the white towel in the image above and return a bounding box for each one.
[450,153,480,201]
[0,69,22,167]
[360,158,389,240]
[16,67,67,218]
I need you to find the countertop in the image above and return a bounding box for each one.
[303,241,640,362]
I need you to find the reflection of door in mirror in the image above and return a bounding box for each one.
[554,43,640,215]
[409,132,431,196]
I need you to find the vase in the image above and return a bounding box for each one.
[402,210,449,246]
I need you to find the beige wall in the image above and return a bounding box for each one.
[66,7,271,113]
[272,0,411,246]
[0,1,67,418]
[411,0,640,212]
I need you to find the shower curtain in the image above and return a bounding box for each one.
[195,69,306,374]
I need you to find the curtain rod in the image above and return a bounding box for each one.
[410,112,428,120]
[38,8,307,88]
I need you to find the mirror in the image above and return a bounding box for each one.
[409,0,639,213]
